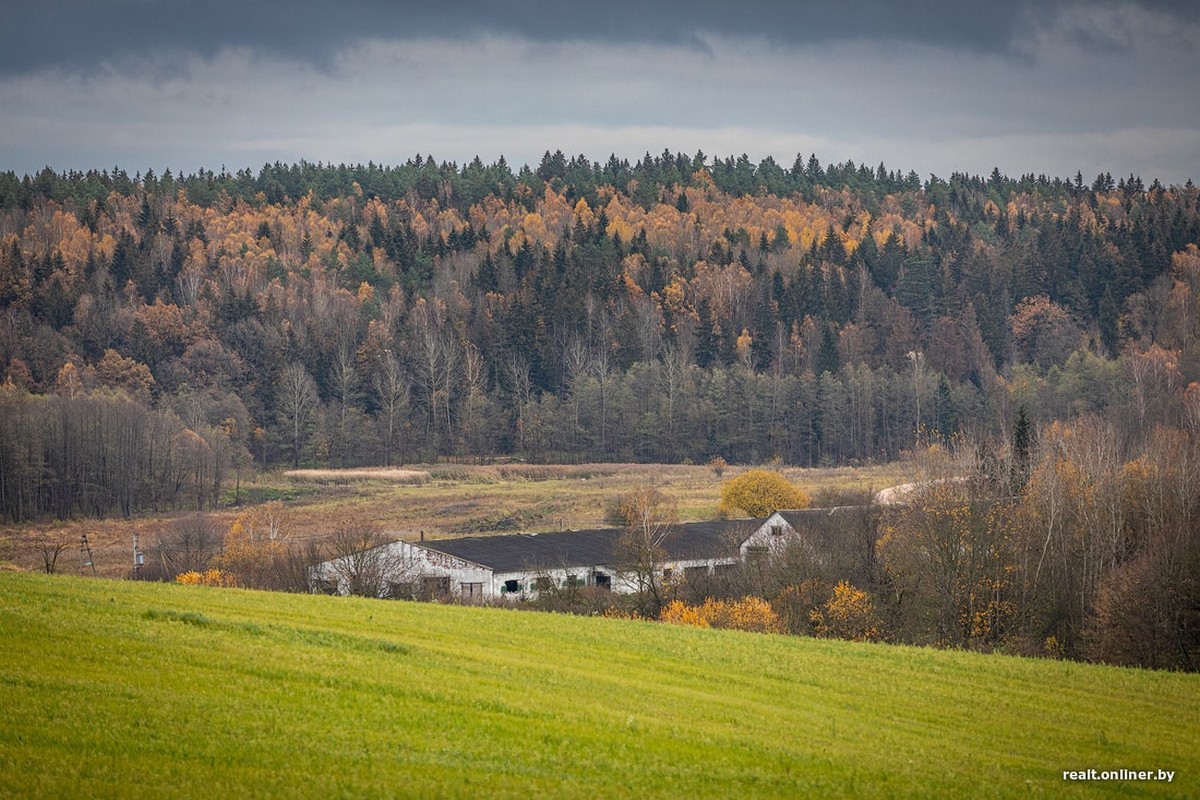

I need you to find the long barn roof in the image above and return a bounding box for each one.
[415,518,765,573]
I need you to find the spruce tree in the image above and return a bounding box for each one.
[1011,404,1032,492]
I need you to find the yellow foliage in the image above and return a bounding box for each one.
[606,215,635,243]
[660,597,783,634]
[810,581,880,641]
[660,599,711,628]
[212,502,290,584]
[718,469,810,517]
[176,569,239,588]
[735,329,753,366]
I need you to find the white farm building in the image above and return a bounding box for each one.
[311,507,879,601]
[313,518,771,600]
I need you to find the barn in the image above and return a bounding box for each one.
[738,506,883,585]
[312,518,766,600]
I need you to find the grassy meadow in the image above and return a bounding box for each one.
[1,462,906,577]
[1,572,1196,798]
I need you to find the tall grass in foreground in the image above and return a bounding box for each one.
[1,572,1196,798]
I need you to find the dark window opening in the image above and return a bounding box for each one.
[388,581,415,600]
[421,576,451,597]
[594,573,611,590]
[503,579,522,594]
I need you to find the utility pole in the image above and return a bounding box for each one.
[133,533,145,576]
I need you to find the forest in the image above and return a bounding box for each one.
[1,151,1199,522]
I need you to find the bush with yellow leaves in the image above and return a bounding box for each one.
[810,580,881,642]
[660,596,784,634]
[175,569,239,588]
[718,468,810,517]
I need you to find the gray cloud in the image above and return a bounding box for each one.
[1,2,1197,183]
[7,0,1195,76]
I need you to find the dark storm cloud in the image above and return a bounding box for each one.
[2,0,1197,182]
[6,0,1194,75]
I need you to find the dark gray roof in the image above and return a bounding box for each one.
[776,506,872,529]
[417,518,765,573]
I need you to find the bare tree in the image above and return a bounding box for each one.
[33,536,70,574]
[592,346,612,457]
[153,514,223,580]
[277,362,319,468]
[408,298,452,457]
[563,338,594,454]
[659,346,688,452]
[330,341,359,467]
[262,540,327,593]
[373,351,410,467]
[503,354,532,454]
[436,334,461,449]
[614,486,679,617]
[460,341,489,457]
[325,521,412,597]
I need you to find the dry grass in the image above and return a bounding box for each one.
[283,468,431,484]
[1,462,909,578]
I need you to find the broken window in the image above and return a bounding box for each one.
[503,579,522,594]
[770,524,784,536]
[594,573,611,590]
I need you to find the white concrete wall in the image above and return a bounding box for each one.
[314,542,742,600]
[312,540,492,598]
[738,512,797,558]
[493,565,615,598]
[406,543,494,598]
[486,557,738,599]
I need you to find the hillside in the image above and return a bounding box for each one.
[1,572,1196,798]
[3,157,1200,522]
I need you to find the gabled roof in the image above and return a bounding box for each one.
[415,518,765,574]
[774,506,870,530]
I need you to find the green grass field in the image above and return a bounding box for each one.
[2,572,1196,798]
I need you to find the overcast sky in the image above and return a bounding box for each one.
[2,0,1198,184]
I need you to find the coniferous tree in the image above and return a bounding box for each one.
[1011,404,1032,492]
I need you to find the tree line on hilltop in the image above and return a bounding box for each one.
[1,152,1199,522]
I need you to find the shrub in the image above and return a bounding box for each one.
[718,469,810,517]
[660,597,784,634]
[810,581,881,642]
[176,569,239,588]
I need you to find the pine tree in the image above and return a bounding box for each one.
[814,322,840,377]
[1098,286,1119,357]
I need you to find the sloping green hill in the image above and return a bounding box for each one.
[1,573,1196,798]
